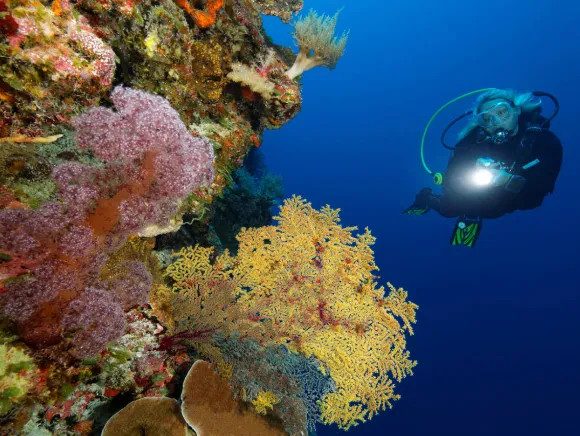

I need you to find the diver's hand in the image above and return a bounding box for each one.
[473,158,526,192]
[476,157,501,170]
[475,158,512,187]
[490,169,512,187]
[489,168,526,192]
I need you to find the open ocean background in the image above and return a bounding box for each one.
[261,1,580,434]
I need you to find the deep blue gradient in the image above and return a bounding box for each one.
[261,1,580,435]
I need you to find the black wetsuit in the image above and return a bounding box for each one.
[425,114,563,219]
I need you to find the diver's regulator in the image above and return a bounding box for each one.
[490,128,510,145]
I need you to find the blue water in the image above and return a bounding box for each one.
[262,1,580,434]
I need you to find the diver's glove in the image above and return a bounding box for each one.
[490,169,512,187]
[502,173,526,193]
[476,157,502,170]
[475,157,526,193]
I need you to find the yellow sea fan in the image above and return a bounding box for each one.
[252,391,280,415]
[163,195,419,430]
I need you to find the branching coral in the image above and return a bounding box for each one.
[0,86,215,359]
[233,196,418,429]
[159,195,418,431]
[253,390,280,414]
[285,9,349,80]
[207,333,337,435]
[61,287,127,359]
[160,245,256,339]
[0,0,355,433]
[210,148,284,253]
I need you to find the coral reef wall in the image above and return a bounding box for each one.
[0,0,304,432]
[0,2,417,436]
[1,0,302,199]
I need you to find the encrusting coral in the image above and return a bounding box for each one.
[102,397,189,436]
[0,342,36,415]
[0,0,116,130]
[176,0,225,28]
[181,359,288,436]
[0,0,306,214]
[228,61,277,100]
[101,359,289,435]
[251,0,304,23]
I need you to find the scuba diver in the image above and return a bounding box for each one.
[404,88,563,247]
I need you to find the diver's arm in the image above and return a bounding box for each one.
[535,130,563,194]
[515,131,563,209]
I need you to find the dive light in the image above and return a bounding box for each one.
[472,169,494,187]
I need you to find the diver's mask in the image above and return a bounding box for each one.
[473,100,514,128]
[473,100,517,145]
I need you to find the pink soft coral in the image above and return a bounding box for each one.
[70,85,215,236]
[0,86,215,358]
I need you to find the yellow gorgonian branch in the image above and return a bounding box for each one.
[161,195,419,430]
[252,390,280,415]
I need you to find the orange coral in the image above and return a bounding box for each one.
[85,151,157,237]
[51,0,71,16]
[0,90,14,103]
[176,0,225,28]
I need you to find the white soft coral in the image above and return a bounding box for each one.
[227,63,276,100]
[285,8,349,80]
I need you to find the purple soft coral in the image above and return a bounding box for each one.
[69,85,215,235]
[105,261,153,311]
[72,85,215,191]
[0,86,213,359]
[62,287,127,359]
